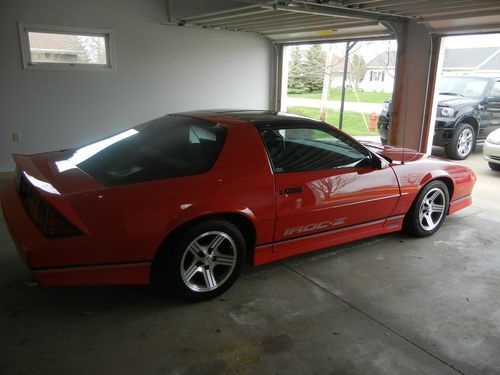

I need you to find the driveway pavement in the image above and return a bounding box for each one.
[433,144,500,212]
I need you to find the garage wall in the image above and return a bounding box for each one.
[0,0,274,172]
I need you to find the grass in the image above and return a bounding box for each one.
[289,87,391,103]
[287,106,376,136]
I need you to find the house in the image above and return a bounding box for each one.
[28,33,90,64]
[360,47,500,93]
[359,50,397,93]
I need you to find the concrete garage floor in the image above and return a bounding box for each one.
[1,148,499,375]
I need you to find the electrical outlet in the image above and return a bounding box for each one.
[12,132,21,142]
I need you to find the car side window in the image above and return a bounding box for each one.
[260,126,371,173]
[490,81,500,98]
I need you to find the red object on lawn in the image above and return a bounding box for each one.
[370,112,378,132]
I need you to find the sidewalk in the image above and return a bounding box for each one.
[286,97,383,114]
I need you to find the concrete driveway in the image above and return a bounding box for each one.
[433,144,500,212]
[0,146,498,374]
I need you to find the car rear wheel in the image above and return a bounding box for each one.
[445,123,475,160]
[156,219,245,302]
[404,180,449,237]
[488,162,500,171]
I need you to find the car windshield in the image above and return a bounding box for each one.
[61,115,226,186]
[439,76,489,99]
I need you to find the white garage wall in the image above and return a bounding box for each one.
[0,0,274,172]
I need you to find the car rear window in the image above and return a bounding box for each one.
[73,115,226,186]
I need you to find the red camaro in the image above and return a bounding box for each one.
[1,110,476,301]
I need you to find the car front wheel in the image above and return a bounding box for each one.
[156,219,245,302]
[445,123,475,160]
[404,180,450,237]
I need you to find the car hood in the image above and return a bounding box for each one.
[437,95,478,107]
[382,95,478,115]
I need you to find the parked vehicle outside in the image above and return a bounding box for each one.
[378,76,500,160]
[484,128,500,171]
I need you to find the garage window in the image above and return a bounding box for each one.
[18,23,114,70]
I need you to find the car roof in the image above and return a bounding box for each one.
[193,109,328,129]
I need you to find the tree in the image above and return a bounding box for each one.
[288,47,308,94]
[77,36,106,64]
[347,54,366,90]
[304,44,327,92]
[287,45,327,94]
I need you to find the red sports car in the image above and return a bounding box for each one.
[1,110,476,301]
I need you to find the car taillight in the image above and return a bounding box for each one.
[17,172,82,237]
[33,198,82,238]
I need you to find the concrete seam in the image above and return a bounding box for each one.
[282,262,465,375]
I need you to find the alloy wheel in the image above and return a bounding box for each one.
[457,128,473,157]
[180,231,237,292]
[418,187,446,231]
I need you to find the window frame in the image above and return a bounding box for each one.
[259,123,375,174]
[18,23,115,71]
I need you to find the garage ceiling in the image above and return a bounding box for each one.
[169,0,500,43]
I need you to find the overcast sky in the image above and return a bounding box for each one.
[319,40,397,64]
[444,33,500,48]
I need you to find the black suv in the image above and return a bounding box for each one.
[378,76,500,159]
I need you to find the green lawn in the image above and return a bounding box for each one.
[289,87,391,103]
[287,106,376,136]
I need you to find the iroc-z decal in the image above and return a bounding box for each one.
[283,217,347,237]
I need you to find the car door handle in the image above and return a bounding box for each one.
[281,186,303,195]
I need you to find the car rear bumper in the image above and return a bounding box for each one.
[1,183,150,285]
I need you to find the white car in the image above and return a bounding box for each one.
[484,128,500,171]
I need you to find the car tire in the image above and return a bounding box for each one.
[445,123,475,160]
[403,180,450,237]
[489,162,500,171]
[155,219,245,302]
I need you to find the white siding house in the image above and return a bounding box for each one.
[360,47,500,93]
